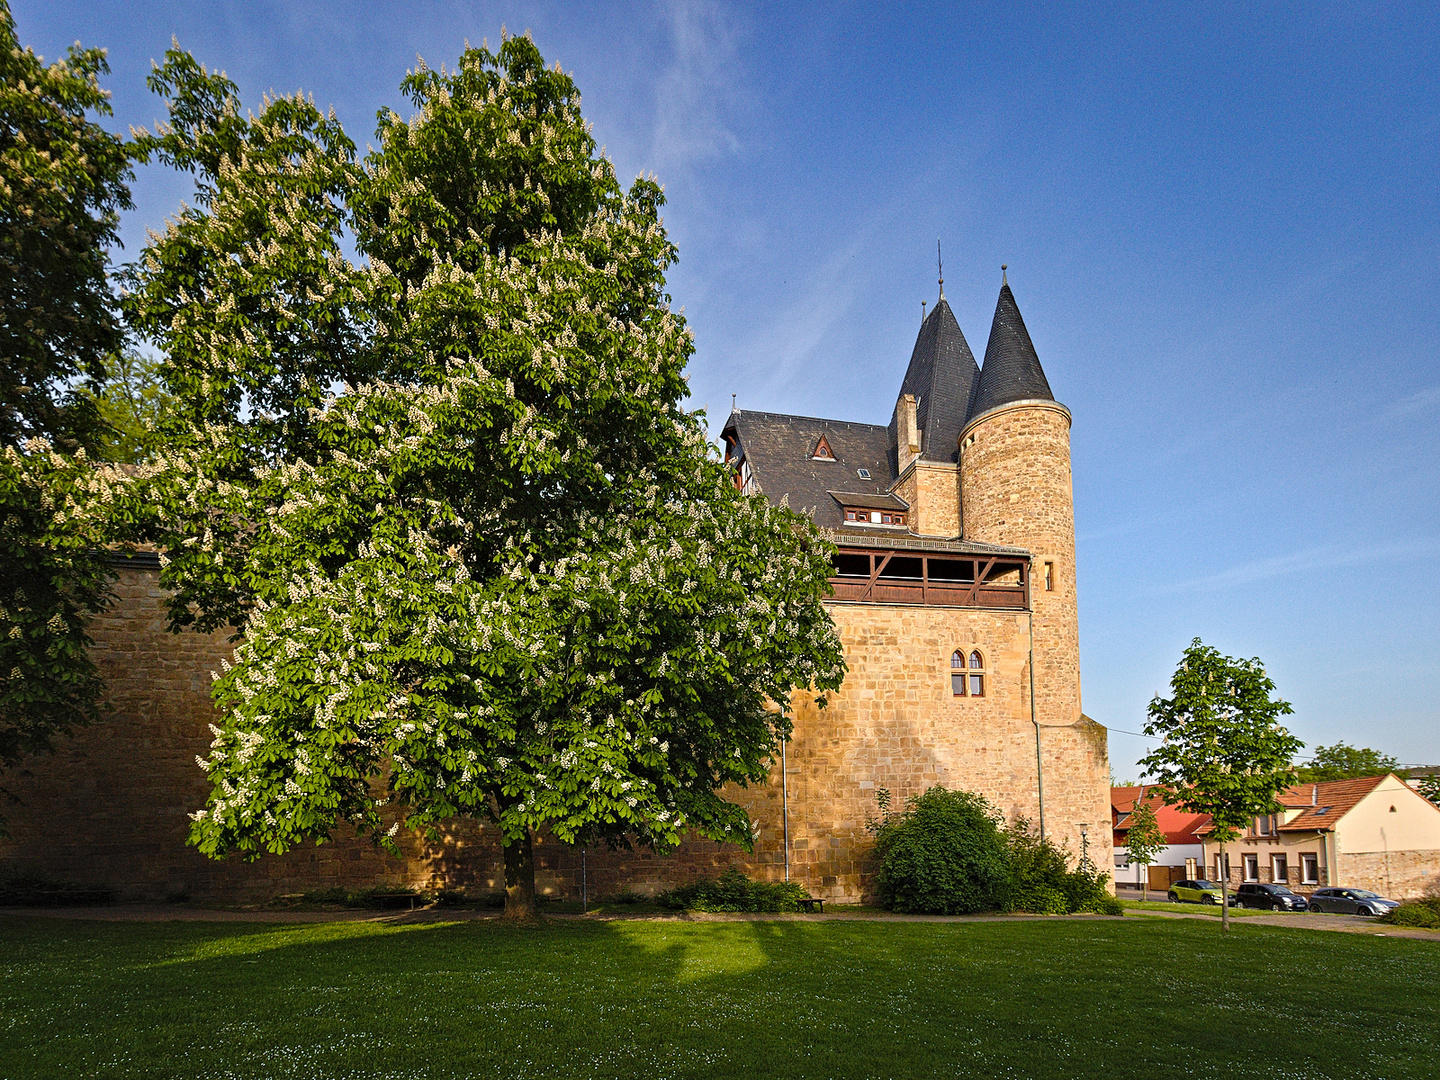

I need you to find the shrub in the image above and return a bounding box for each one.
[1380,898,1440,929]
[657,868,810,913]
[865,789,1123,916]
[867,787,1010,914]
[1005,817,1119,915]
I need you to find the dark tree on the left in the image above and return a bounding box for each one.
[0,1,134,812]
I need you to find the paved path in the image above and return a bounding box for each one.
[1,903,1436,939]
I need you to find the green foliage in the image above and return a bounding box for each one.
[1121,798,1166,901]
[1005,817,1123,916]
[868,786,1011,914]
[0,443,119,811]
[115,34,846,912]
[1419,775,1440,807]
[1139,639,1300,844]
[0,1,134,453]
[0,3,131,815]
[85,350,171,464]
[1295,742,1401,783]
[1379,898,1440,929]
[656,868,810,913]
[1139,640,1300,928]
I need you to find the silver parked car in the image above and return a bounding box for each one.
[1306,888,1400,916]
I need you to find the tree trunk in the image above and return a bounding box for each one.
[1140,864,1148,904]
[1220,841,1229,932]
[502,827,538,921]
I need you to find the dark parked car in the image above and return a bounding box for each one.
[1307,888,1400,916]
[1236,883,1308,911]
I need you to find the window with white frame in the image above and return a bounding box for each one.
[1272,854,1288,884]
[1243,854,1259,882]
[1301,853,1319,885]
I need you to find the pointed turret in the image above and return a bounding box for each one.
[969,282,1054,420]
[887,297,980,467]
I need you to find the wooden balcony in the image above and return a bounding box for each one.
[827,547,1030,609]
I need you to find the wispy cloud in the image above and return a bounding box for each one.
[1150,537,1440,596]
[1385,383,1440,418]
[647,0,747,177]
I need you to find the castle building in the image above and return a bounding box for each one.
[0,275,1110,903]
[717,276,1110,896]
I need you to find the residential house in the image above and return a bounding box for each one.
[1200,774,1440,899]
[1111,786,1207,891]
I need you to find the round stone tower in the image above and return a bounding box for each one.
[959,278,1080,728]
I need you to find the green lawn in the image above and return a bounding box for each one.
[1119,897,1270,917]
[1,915,1436,1079]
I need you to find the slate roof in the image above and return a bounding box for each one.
[886,298,980,465]
[970,282,1054,419]
[721,410,895,530]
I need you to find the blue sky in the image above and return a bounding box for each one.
[19,1,1440,776]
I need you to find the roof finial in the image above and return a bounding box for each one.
[921,300,927,323]
[732,393,737,413]
[1001,263,1008,286]
[937,239,944,299]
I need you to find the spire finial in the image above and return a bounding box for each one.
[937,239,944,299]
[921,300,927,323]
[1001,263,1008,286]
[731,393,736,413]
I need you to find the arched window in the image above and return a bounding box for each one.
[951,649,986,697]
[968,650,985,697]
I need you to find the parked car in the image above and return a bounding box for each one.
[1236,883,1309,911]
[1166,880,1240,905]
[1307,888,1400,916]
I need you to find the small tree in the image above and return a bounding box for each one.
[1418,775,1440,808]
[1138,639,1302,930]
[1122,798,1165,903]
[1295,742,1400,783]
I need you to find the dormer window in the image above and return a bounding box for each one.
[843,508,906,527]
[812,435,835,461]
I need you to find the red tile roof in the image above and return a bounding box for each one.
[1274,774,1388,832]
[1111,786,1210,846]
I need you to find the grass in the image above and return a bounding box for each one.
[1,915,1437,1079]
[1119,897,1270,917]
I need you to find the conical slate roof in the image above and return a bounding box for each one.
[888,297,980,465]
[970,282,1053,418]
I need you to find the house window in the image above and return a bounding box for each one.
[1243,855,1259,882]
[1214,854,1230,881]
[1043,561,1055,591]
[1257,815,1271,836]
[951,650,986,697]
[1301,853,1319,885]
[813,435,835,461]
[1272,854,1288,884]
[844,508,906,527]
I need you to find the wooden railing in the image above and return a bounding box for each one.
[827,548,1030,609]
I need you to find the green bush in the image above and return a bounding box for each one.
[1005,816,1119,914]
[657,868,810,912]
[866,789,1122,916]
[868,787,1011,914]
[1380,898,1440,929]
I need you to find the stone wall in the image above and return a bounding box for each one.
[1,565,1110,903]
[1339,850,1440,900]
[960,401,1080,734]
[891,460,962,538]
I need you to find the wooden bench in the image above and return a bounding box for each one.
[798,897,824,913]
